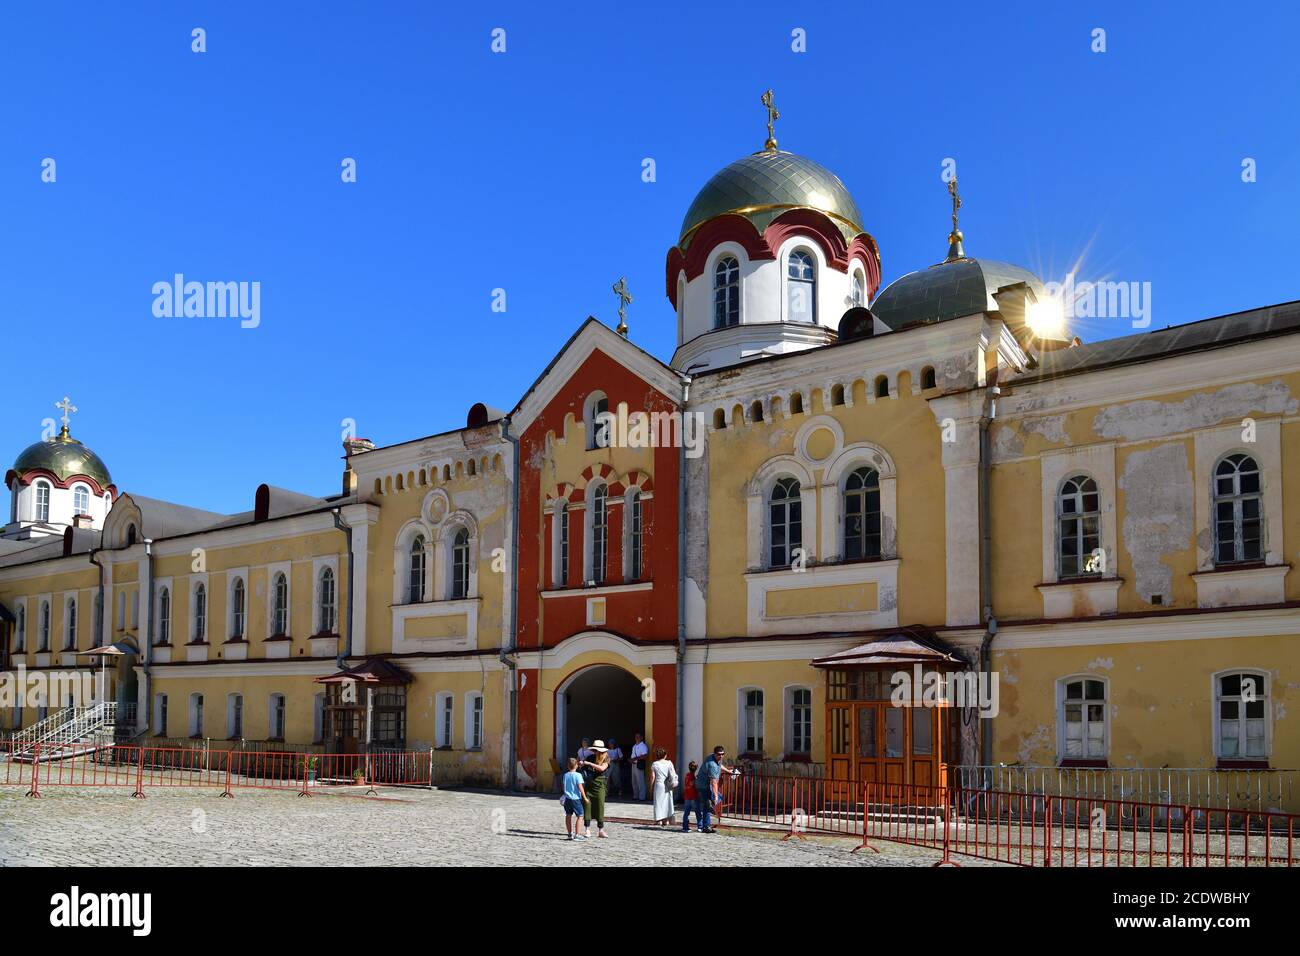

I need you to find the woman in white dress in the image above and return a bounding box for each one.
[649,747,678,827]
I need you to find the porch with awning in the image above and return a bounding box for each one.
[315,659,412,753]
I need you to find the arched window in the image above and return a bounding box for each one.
[874,376,889,399]
[230,578,245,638]
[451,528,470,599]
[34,481,51,523]
[1213,454,1262,564]
[39,600,50,651]
[851,269,865,308]
[627,490,644,582]
[408,535,427,603]
[768,477,802,569]
[1214,671,1268,761]
[126,525,137,547]
[269,693,286,740]
[157,587,171,645]
[318,567,336,633]
[741,688,765,755]
[1058,677,1107,761]
[193,583,207,641]
[227,693,243,738]
[72,484,90,516]
[467,692,484,750]
[555,502,570,587]
[64,598,77,650]
[786,250,816,323]
[786,687,812,755]
[589,483,608,584]
[585,392,610,450]
[15,605,24,652]
[843,467,881,560]
[189,693,204,737]
[713,256,740,328]
[272,572,289,636]
[1057,475,1101,578]
[921,366,937,390]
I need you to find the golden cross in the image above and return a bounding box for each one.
[945,177,966,261]
[761,89,780,151]
[55,396,77,429]
[948,177,962,233]
[612,276,633,336]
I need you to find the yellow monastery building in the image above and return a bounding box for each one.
[3,107,1298,807]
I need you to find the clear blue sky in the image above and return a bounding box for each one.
[4,2,1298,514]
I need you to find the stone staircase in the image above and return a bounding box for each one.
[7,702,131,762]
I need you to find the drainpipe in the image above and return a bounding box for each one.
[676,379,690,772]
[143,538,154,734]
[89,547,107,704]
[977,386,1000,775]
[332,509,354,668]
[500,415,520,791]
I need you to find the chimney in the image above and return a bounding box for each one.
[342,438,374,496]
[73,514,94,530]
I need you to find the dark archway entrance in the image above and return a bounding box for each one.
[556,664,645,765]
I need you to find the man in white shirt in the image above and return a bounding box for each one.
[577,738,593,761]
[629,732,649,800]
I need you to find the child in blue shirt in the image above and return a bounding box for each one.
[562,757,588,840]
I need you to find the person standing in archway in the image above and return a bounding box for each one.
[630,733,649,801]
[606,738,624,798]
[580,741,611,838]
[649,747,677,827]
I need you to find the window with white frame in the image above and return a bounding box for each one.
[271,572,289,636]
[38,600,50,651]
[14,605,24,652]
[787,687,812,755]
[189,693,204,737]
[741,688,765,755]
[768,477,802,569]
[231,577,245,638]
[269,693,286,739]
[627,490,643,582]
[64,598,76,650]
[34,480,51,522]
[786,250,816,323]
[317,566,336,633]
[588,483,608,584]
[1213,454,1263,565]
[713,256,740,328]
[437,693,454,748]
[467,693,483,750]
[408,535,427,603]
[157,588,171,644]
[843,467,881,560]
[585,392,610,450]
[227,693,243,738]
[1215,671,1268,761]
[155,693,168,736]
[1058,475,1102,578]
[72,484,90,516]
[192,583,207,642]
[450,527,469,599]
[1058,677,1107,761]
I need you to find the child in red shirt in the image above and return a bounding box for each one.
[681,761,700,832]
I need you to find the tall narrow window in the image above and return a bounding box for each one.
[158,587,171,644]
[1215,671,1268,760]
[408,535,427,603]
[787,250,816,323]
[39,601,50,651]
[469,694,483,750]
[438,695,454,748]
[34,481,51,523]
[157,694,168,736]
[449,529,470,599]
[556,502,570,586]
[73,484,90,516]
[190,693,204,737]
[627,491,644,581]
[270,693,286,739]
[231,578,245,638]
[713,256,740,328]
[1214,454,1262,564]
[272,573,289,636]
[193,584,207,641]
[228,694,243,738]
[768,478,802,569]
[851,270,865,308]
[64,599,76,650]
[587,394,611,450]
[843,467,881,560]
[15,606,24,652]
[318,567,336,633]
[1057,475,1101,578]
[743,689,765,754]
[789,688,812,754]
[1060,678,1107,761]
[590,484,608,584]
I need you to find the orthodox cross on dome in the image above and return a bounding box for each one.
[54,396,78,439]
[612,277,633,337]
[761,89,780,151]
[945,177,966,262]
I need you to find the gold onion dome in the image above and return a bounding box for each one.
[12,430,112,488]
[679,150,866,248]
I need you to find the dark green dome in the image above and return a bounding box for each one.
[680,149,864,247]
[871,257,1045,332]
[12,433,112,488]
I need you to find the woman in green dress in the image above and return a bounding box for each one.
[579,740,611,838]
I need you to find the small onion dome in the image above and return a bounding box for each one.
[10,429,112,489]
[871,257,1046,333]
[679,150,865,249]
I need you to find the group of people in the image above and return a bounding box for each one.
[561,739,738,840]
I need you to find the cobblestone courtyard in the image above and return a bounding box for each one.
[0,784,985,866]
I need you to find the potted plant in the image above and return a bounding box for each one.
[304,755,318,784]
[352,768,365,786]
